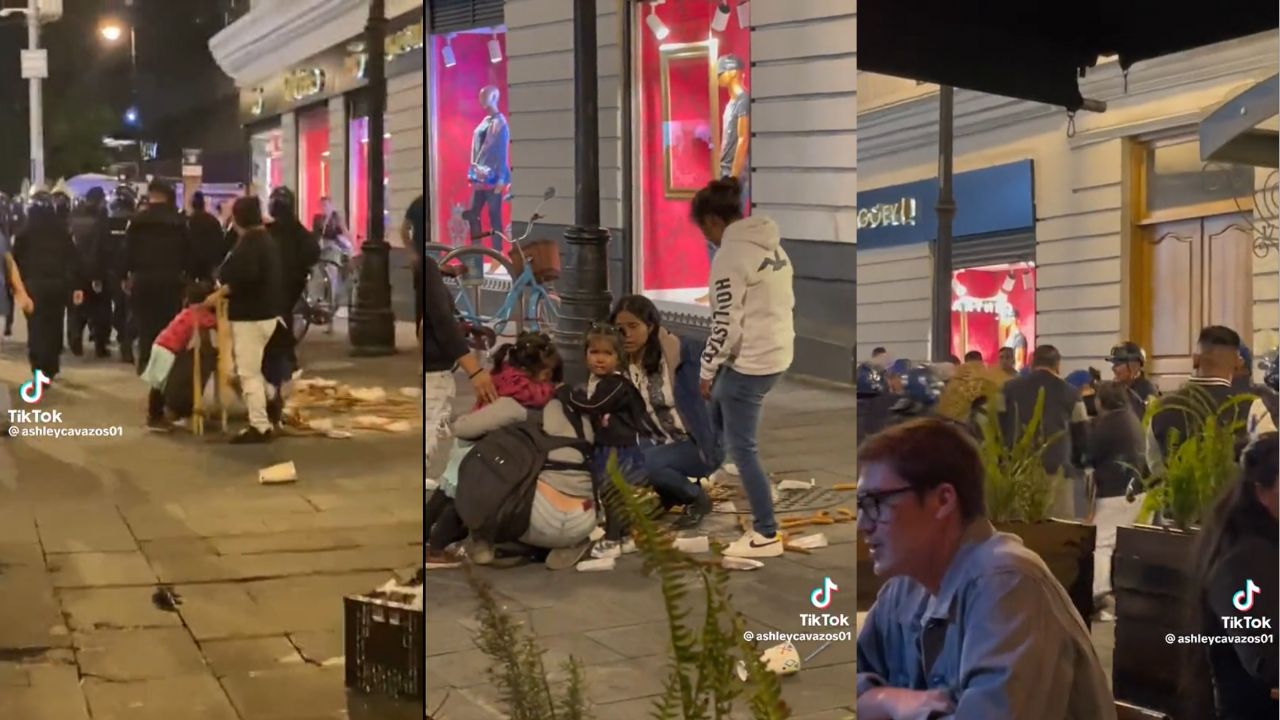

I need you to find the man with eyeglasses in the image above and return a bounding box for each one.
[855,418,1114,720]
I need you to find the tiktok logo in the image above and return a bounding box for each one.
[19,370,50,405]
[810,577,839,610]
[1233,579,1261,613]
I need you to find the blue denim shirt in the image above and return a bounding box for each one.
[857,520,1115,719]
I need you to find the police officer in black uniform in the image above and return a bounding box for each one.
[125,181,191,372]
[1105,341,1159,419]
[11,190,83,380]
[856,362,901,446]
[67,187,113,358]
[104,185,136,364]
[266,187,320,351]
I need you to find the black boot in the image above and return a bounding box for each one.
[120,343,135,365]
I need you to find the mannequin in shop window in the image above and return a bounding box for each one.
[698,54,751,305]
[465,85,511,272]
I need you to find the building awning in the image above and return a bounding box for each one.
[859,0,1279,112]
[1199,75,1279,168]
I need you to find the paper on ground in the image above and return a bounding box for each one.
[258,462,297,485]
[777,479,815,491]
[673,536,709,553]
[722,556,764,571]
[348,387,387,403]
[789,533,828,550]
[576,557,616,572]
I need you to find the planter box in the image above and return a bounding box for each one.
[1112,524,1213,720]
[856,520,1095,630]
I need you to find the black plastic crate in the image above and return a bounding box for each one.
[344,590,424,700]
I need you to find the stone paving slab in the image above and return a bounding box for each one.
[75,627,210,681]
[219,666,353,720]
[47,551,158,588]
[36,510,140,554]
[199,637,305,678]
[0,662,91,720]
[82,675,240,720]
[58,586,186,632]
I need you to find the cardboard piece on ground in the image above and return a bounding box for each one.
[788,533,829,550]
[576,557,615,572]
[348,387,387,403]
[777,479,815,491]
[722,557,764,571]
[258,461,297,485]
[673,536,710,554]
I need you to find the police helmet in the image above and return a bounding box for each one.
[902,365,945,407]
[26,189,55,219]
[856,362,889,399]
[1105,341,1146,366]
[85,186,106,206]
[110,184,137,214]
[268,186,297,221]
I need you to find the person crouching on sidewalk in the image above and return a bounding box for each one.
[140,280,217,431]
[204,196,283,445]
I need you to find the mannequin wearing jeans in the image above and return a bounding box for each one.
[464,86,511,273]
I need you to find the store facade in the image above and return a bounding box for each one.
[857,32,1279,378]
[456,0,856,382]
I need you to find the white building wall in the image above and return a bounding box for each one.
[388,70,426,232]
[857,32,1278,372]
[505,0,621,228]
[751,0,857,244]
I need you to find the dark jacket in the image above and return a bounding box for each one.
[1001,370,1088,477]
[188,209,232,282]
[567,374,660,448]
[1151,378,1253,463]
[12,218,81,290]
[424,256,469,373]
[1202,534,1280,720]
[125,205,191,287]
[1085,407,1146,498]
[219,228,283,322]
[102,215,130,279]
[268,218,320,315]
[1126,374,1160,419]
[68,206,109,286]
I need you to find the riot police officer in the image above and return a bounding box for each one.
[856,362,900,446]
[105,185,136,363]
[67,187,112,358]
[266,187,320,349]
[1104,342,1159,419]
[125,180,191,372]
[12,190,82,380]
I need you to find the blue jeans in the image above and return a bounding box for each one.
[711,367,781,536]
[641,439,714,508]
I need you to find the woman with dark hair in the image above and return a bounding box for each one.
[689,177,794,558]
[611,294,722,529]
[1190,432,1279,719]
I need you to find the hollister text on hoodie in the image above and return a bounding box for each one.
[700,216,796,381]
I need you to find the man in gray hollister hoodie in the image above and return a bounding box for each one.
[691,177,795,560]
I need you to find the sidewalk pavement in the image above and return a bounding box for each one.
[0,319,424,720]
[427,372,858,720]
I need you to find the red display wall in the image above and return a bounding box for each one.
[637,1,751,294]
[429,31,511,252]
[298,107,329,227]
[950,264,1037,369]
[348,116,389,251]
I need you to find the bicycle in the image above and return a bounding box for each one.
[292,246,358,342]
[439,187,561,342]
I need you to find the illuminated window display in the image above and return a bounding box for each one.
[249,126,283,209]
[951,263,1037,370]
[297,106,330,226]
[348,113,390,250]
[429,28,511,271]
[635,0,751,306]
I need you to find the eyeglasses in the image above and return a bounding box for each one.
[855,486,916,523]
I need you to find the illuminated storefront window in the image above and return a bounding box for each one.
[348,113,390,250]
[635,0,751,306]
[249,126,283,209]
[298,106,330,225]
[951,263,1037,370]
[429,28,510,270]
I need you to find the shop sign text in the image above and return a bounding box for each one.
[857,198,917,230]
[283,68,326,102]
[347,22,425,80]
[952,295,1015,320]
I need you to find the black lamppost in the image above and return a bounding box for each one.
[554,0,613,382]
[348,0,396,356]
[930,86,956,363]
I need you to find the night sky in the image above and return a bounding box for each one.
[0,0,245,191]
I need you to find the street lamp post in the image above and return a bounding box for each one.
[930,86,956,363]
[26,0,42,190]
[347,0,396,356]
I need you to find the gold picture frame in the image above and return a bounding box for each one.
[659,41,719,199]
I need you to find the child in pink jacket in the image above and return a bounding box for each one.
[141,281,218,431]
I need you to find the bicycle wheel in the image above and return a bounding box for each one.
[528,290,560,334]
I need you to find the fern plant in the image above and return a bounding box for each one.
[1136,387,1252,529]
[466,566,590,720]
[605,454,790,720]
[975,387,1063,524]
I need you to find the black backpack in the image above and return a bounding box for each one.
[454,401,591,543]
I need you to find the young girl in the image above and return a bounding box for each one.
[425,332,563,568]
[141,280,218,432]
[566,323,660,559]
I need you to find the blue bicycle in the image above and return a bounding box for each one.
[437,187,561,345]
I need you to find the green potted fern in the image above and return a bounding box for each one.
[1111,388,1252,718]
[857,390,1096,627]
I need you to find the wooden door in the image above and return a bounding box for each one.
[1144,213,1253,386]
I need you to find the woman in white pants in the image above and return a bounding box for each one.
[1085,381,1147,614]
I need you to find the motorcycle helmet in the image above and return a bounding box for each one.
[856,362,889,399]
[902,365,945,407]
[268,186,297,221]
[1105,341,1147,366]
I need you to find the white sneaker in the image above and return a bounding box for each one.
[590,538,636,560]
[723,530,783,559]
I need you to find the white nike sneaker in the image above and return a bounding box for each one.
[590,538,637,560]
[723,530,783,559]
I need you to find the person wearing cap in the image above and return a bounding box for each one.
[125,180,192,373]
[66,187,112,358]
[1148,326,1278,474]
[1105,341,1158,419]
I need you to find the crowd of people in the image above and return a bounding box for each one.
[855,332,1279,718]
[423,176,797,570]
[0,180,341,443]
